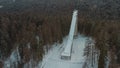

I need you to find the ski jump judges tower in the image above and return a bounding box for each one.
[61,10,78,60]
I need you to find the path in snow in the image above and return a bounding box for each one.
[40,34,88,68]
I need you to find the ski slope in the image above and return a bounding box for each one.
[40,35,88,68]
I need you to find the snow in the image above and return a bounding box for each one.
[27,43,31,49]
[3,47,21,68]
[2,35,98,68]
[83,38,100,68]
[39,34,88,68]
[105,57,110,68]
[61,10,78,59]
[0,5,3,8]
[23,59,37,68]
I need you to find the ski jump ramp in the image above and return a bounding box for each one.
[61,10,78,60]
[40,10,88,68]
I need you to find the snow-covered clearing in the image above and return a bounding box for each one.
[39,34,88,68]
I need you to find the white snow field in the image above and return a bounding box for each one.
[39,34,88,68]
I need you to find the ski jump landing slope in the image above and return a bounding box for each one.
[40,10,88,68]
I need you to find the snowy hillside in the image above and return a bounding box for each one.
[38,34,89,68]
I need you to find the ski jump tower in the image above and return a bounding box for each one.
[61,10,78,60]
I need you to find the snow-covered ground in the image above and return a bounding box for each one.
[39,34,88,68]
[3,34,101,68]
[3,47,21,68]
[0,5,3,8]
[83,38,99,68]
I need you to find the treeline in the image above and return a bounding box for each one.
[78,17,120,68]
[0,10,72,66]
[1,0,120,18]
